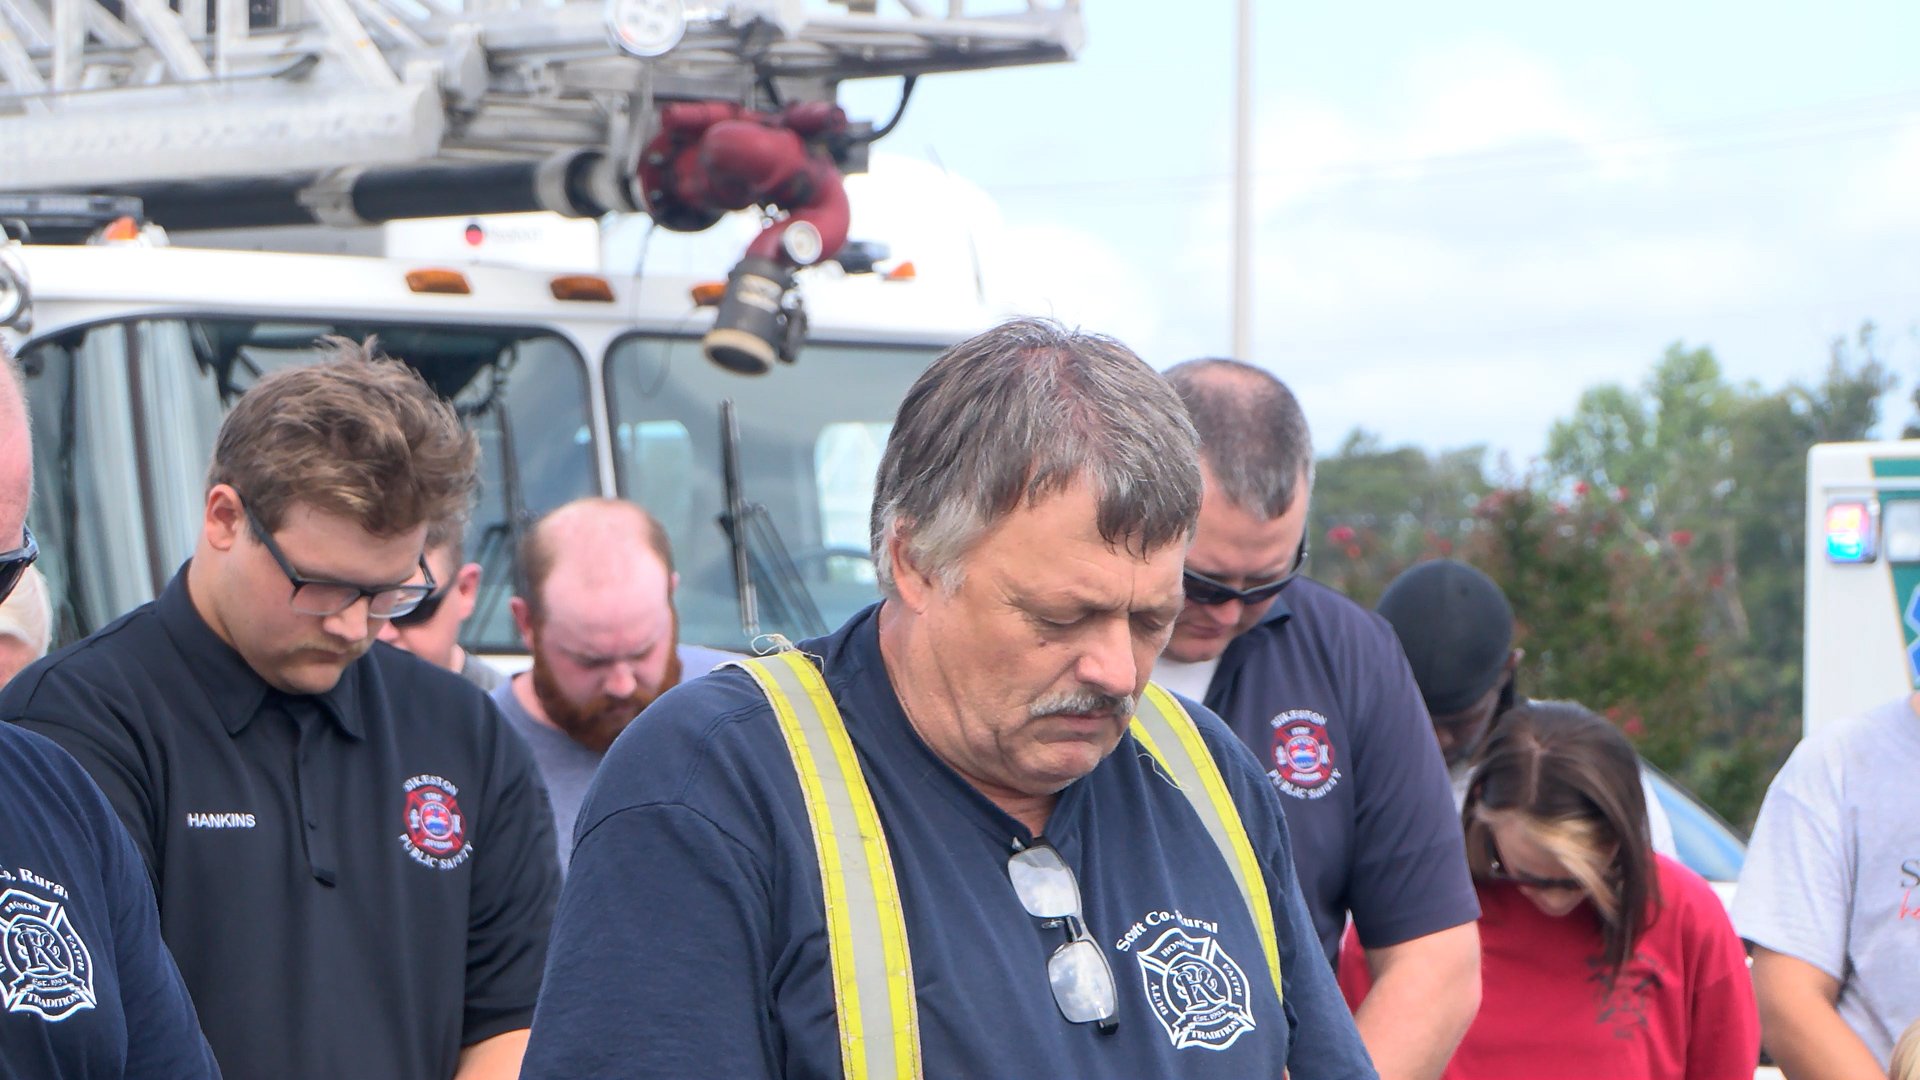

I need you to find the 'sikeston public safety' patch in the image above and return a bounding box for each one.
[1268,709,1342,799]
[0,871,97,1022]
[398,774,472,871]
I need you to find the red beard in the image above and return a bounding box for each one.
[528,626,684,753]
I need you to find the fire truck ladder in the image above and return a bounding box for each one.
[0,0,1081,226]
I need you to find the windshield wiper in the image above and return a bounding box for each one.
[717,399,827,644]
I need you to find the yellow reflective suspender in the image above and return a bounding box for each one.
[1128,683,1286,1011]
[730,651,924,1080]
[734,651,1285,1079]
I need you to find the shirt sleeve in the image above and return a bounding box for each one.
[1681,870,1761,1080]
[521,803,780,1080]
[1345,628,1479,950]
[4,676,164,880]
[461,705,563,1045]
[15,727,224,1080]
[1729,733,1849,979]
[92,778,224,1079]
[1215,726,1379,1080]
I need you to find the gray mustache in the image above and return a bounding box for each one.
[1029,689,1137,721]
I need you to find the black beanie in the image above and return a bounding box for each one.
[1375,559,1514,716]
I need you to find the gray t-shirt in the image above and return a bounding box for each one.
[1732,696,1920,1067]
[459,651,505,693]
[492,643,737,872]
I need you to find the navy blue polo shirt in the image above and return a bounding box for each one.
[0,567,560,1080]
[523,603,1376,1080]
[1205,578,1478,964]
[0,723,219,1080]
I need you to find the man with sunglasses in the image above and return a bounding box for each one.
[523,320,1374,1079]
[0,349,221,1077]
[1156,359,1480,1080]
[377,524,505,692]
[1,346,559,1080]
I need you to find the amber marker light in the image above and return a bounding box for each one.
[405,268,472,295]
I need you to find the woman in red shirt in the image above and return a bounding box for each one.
[1343,700,1758,1080]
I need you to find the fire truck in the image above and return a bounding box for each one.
[0,0,1082,654]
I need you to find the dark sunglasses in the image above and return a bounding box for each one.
[1007,841,1118,1032]
[1182,535,1310,607]
[0,523,36,605]
[386,584,450,629]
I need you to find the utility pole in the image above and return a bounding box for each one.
[1231,0,1254,359]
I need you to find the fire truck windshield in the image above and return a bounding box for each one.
[604,333,940,651]
[18,316,594,648]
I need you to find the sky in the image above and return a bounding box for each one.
[827,0,1920,467]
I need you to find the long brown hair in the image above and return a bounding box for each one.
[1462,700,1661,983]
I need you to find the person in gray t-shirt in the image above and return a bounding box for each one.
[498,498,735,870]
[1733,695,1920,1075]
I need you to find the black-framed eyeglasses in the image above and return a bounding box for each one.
[1484,837,1582,892]
[1007,840,1118,1032]
[0,523,36,605]
[241,501,435,620]
[386,584,450,629]
[1182,535,1310,608]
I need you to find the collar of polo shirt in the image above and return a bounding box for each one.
[160,567,366,739]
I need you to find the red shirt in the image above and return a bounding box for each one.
[1339,854,1758,1080]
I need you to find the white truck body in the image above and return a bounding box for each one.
[1802,439,1920,734]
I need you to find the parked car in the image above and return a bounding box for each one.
[1642,761,1747,908]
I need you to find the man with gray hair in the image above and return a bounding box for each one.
[1155,359,1479,1080]
[524,320,1375,1078]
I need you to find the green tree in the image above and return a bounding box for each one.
[1311,331,1894,828]
[1310,429,1491,605]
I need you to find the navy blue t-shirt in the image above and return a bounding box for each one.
[1206,579,1478,964]
[0,723,219,1080]
[523,603,1376,1080]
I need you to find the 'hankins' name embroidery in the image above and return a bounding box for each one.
[186,812,257,829]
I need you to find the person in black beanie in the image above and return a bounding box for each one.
[1374,558,1675,855]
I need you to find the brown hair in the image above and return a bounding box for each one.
[517,498,674,623]
[207,338,477,537]
[1462,699,1661,985]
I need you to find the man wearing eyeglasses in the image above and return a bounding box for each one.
[0,346,560,1080]
[377,523,505,692]
[523,320,1374,1080]
[0,349,221,1077]
[1154,359,1481,1080]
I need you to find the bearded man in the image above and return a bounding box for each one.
[499,498,734,871]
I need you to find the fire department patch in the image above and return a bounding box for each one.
[1269,709,1342,799]
[1136,925,1256,1051]
[399,774,472,871]
[0,882,96,1021]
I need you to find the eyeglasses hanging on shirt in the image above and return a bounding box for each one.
[1007,840,1119,1032]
